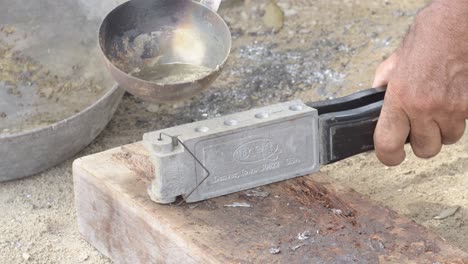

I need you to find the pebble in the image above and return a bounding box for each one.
[145,104,160,113]
[78,253,89,262]
[241,11,249,20]
[22,252,30,261]
[263,1,284,32]
[434,206,460,220]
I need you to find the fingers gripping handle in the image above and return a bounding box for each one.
[307,87,386,165]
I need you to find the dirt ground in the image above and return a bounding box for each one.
[2,0,468,263]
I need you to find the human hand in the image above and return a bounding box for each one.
[373,0,468,166]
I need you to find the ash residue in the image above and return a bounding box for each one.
[0,38,106,132]
[175,39,346,118]
[109,37,349,140]
[234,41,346,92]
[0,0,117,134]
[0,40,104,101]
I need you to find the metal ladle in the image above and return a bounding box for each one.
[99,0,230,102]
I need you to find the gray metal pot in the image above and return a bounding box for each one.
[0,0,126,181]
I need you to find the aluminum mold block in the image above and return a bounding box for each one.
[143,100,319,203]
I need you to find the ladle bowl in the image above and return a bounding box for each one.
[99,0,231,102]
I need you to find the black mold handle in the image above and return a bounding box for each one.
[306,87,386,165]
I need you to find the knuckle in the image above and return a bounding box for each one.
[375,65,387,77]
[451,100,468,115]
[376,56,396,74]
[389,83,443,115]
[377,154,404,167]
[386,81,407,104]
[374,134,402,154]
[375,148,405,166]
[410,97,440,113]
[441,122,466,145]
[375,64,383,74]
[412,148,439,159]
[442,137,461,145]
[410,128,442,159]
[411,141,441,159]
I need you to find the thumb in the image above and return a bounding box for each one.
[373,53,398,88]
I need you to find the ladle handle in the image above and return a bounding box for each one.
[199,0,222,12]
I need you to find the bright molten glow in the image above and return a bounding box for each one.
[171,26,205,65]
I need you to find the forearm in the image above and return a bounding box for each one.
[431,0,468,13]
[425,0,468,26]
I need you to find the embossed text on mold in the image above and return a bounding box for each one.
[233,139,280,163]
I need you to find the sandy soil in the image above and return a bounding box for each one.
[2,0,467,263]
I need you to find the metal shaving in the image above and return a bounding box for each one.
[331,208,343,215]
[224,202,252,208]
[269,247,281,254]
[297,231,311,241]
[290,244,305,251]
[244,189,270,198]
[188,204,199,209]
